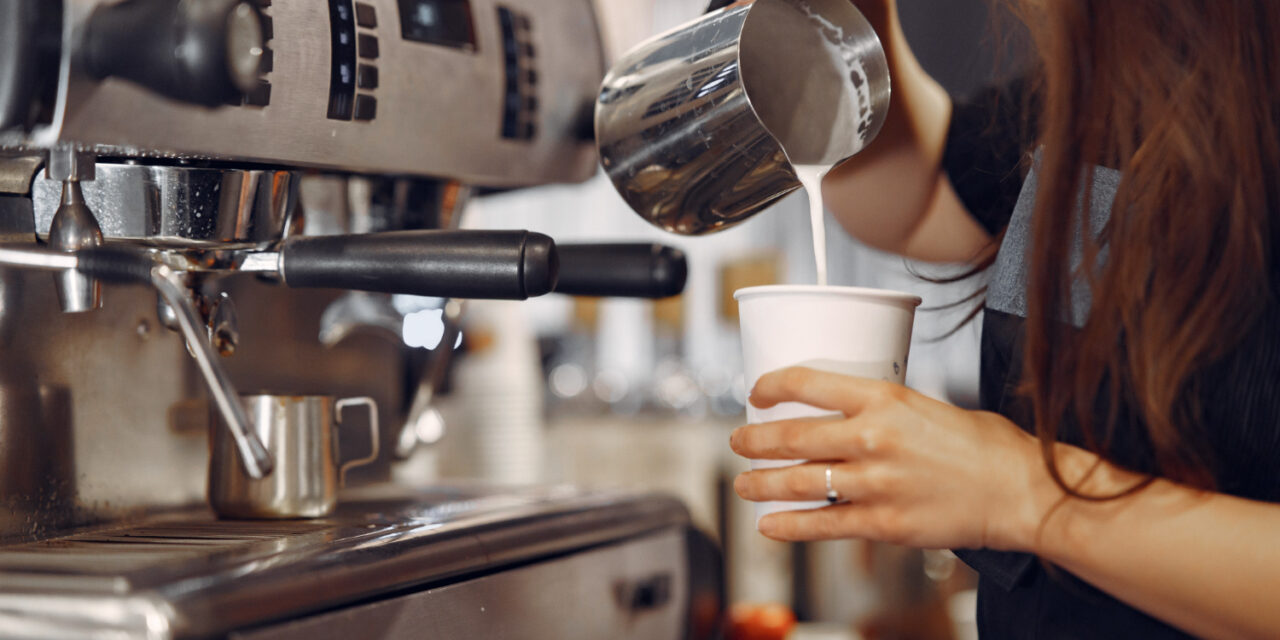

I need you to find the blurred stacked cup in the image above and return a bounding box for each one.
[455,300,545,484]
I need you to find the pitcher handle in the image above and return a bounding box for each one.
[335,396,380,486]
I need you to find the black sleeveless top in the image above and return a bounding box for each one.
[942,80,1280,638]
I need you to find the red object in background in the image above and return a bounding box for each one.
[727,602,797,640]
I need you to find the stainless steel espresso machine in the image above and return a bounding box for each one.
[0,1,714,638]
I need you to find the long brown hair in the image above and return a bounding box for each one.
[1011,1,1280,495]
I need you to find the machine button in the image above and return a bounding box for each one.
[247,81,272,106]
[354,94,377,120]
[328,0,357,120]
[501,113,519,139]
[355,3,377,28]
[358,34,380,59]
[260,47,274,73]
[357,64,379,89]
[259,14,274,40]
[329,92,354,120]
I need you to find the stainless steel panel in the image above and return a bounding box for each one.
[0,271,208,542]
[0,272,407,542]
[3,0,605,187]
[233,530,688,640]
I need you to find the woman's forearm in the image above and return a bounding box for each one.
[1023,444,1280,639]
[731,368,1280,637]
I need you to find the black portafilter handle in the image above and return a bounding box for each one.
[278,230,559,301]
[554,243,688,299]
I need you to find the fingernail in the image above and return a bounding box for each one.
[757,515,777,535]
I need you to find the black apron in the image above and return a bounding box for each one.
[956,158,1199,639]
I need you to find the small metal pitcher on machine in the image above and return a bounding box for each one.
[595,0,891,235]
[209,394,380,519]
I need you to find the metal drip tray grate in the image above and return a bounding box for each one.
[0,485,690,639]
[0,521,334,577]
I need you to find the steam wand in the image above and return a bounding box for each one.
[0,228,575,478]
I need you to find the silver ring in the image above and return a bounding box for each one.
[825,464,840,504]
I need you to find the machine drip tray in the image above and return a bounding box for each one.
[0,485,692,639]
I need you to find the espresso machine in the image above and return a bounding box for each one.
[0,1,714,638]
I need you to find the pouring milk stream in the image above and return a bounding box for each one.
[767,2,881,285]
[795,165,831,285]
[738,3,920,523]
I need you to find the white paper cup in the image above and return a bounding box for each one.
[735,285,922,525]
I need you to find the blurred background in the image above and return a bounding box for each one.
[394,1,1027,638]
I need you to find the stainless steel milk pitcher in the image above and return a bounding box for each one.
[209,394,379,519]
[595,0,890,235]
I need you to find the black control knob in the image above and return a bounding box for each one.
[0,0,61,131]
[82,0,265,107]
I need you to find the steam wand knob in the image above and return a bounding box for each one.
[82,0,265,107]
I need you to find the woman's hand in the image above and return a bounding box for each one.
[730,367,1047,551]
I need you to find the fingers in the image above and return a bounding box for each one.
[729,414,851,459]
[734,461,880,502]
[750,366,905,416]
[731,411,900,460]
[756,503,900,543]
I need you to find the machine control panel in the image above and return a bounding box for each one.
[327,0,357,119]
[498,5,537,141]
[327,0,382,121]
[0,0,605,187]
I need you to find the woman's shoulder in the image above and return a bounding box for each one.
[943,75,1040,236]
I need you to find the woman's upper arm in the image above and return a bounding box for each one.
[897,174,996,264]
[825,76,1035,264]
